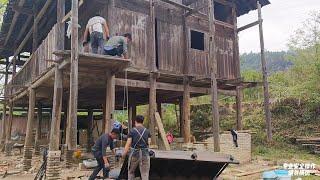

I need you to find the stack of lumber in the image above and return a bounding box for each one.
[296,136,320,154]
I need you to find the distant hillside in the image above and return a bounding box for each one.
[240,51,293,73]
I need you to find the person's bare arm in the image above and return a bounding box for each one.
[103,156,109,167]
[123,138,132,157]
[104,22,110,40]
[83,27,89,44]
[148,138,152,148]
[123,53,128,59]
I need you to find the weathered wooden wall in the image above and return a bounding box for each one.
[8,24,59,96]
[215,24,236,79]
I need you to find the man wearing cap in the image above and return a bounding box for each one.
[89,128,119,180]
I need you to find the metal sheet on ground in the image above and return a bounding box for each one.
[118,150,238,179]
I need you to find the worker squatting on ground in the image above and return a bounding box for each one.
[104,33,132,59]
[88,128,120,180]
[83,14,110,54]
[122,115,151,180]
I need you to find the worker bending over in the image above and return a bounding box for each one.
[89,128,119,180]
[122,115,151,180]
[83,14,110,54]
[104,33,132,59]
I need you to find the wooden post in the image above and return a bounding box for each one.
[128,94,137,130]
[258,1,272,142]
[148,0,157,145]
[105,71,115,133]
[149,73,157,144]
[46,0,66,177]
[232,4,240,78]
[66,0,78,161]
[22,88,36,171]
[179,98,184,137]
[209,0,220,152]
[87,109,93,152]
[5,102,13,155]
[236,86,243,130]
[34,103,42,155]
[1,58,9,147]
[183,77,191,143]
[157,103,162,118]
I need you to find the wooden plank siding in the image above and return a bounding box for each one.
[8,24,59,96]
[215,23,236,79]
[108,5,149,70]
[157,20,184,74]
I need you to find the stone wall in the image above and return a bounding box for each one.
[171,132,252,163]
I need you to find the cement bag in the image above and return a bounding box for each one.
[83,159,98,168]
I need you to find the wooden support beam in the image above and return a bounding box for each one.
[1,58,9,146]
[237,20,260,32]
[4,0,26,47]
[209,0,220,152]
[49,68,63,151]
[160,0,207,19]
[184,5,206,17]
[5,103,13,148]
[155,112,171,151]
[115,78,210,94]
[233,5,241,79]
[34,103,42,155]
[179,98,184,137]
[22,88,35,171]
[157,103,162,118]
[67,0,79,152]
[214,20,235,29]
[11,5,33,15]
[258,2,272,142]
[12,0,53,59]
[128,94,137,130]
[32,3,38,53]
[87,109,93,152]
[14,14,33,48]
[104,71,115,133]
[61,0,84,23]
[34,0,54,23]
[149,73,157,144]
[182,77,191,143]
[236,86,243,130]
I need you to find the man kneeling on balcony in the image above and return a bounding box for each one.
[83,14,110,54]
[104,33,132,59]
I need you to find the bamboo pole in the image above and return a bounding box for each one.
[258,1,272,142]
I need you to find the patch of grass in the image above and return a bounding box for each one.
[253,145,320,165]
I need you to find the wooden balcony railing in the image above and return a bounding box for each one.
[6,24,60,97]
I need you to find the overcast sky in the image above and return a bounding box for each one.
[238,0,320,53]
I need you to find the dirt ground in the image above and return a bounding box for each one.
[0,149,318,180]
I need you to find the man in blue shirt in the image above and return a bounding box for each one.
[89,128,120,180]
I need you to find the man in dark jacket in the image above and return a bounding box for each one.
[89,128,120,180]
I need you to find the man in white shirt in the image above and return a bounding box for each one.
[83,14,110,54]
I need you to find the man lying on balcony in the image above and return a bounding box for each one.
[83,14,110,54]
[104,33,132,59]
